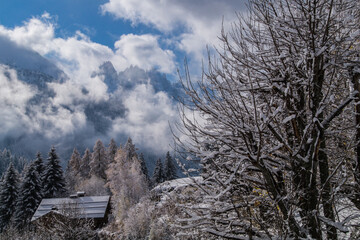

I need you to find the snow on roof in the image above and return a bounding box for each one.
[31,195,110,221]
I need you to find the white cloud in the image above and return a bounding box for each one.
[0,65,36,137]
[112,83,176,152]
[101,0,246,61]
[0,14,55,55]
[113,34,175,73]
[0,64,88,140]
[0,15,176,79]
[0,14,177,111]
[28,104,88,139]
[0,15,179,153]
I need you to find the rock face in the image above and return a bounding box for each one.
[95,61,183,98]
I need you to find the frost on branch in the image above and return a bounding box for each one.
[174,0,360,239]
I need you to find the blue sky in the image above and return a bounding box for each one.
[0,0,150,48]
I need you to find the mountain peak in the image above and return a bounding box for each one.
[99,61,116,74]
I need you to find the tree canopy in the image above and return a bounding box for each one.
[175,0,360,239]
[42,146,67,198]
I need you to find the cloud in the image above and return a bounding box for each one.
[0,31,178,157]
[0,64,88,141]
[112,83,177,153]
[0,12,182,158]
[0,14,176,79]
[113,34,175,74]
[0,61,178,156]
[101,0,246,61]
[0,65,37,138]
[0,34,63,78]
[0,14,55,54]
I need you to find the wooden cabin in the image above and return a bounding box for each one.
[31,193,111,228]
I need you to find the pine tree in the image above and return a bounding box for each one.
[79,148,91,178]
[33,152,45,187]
[138,153,150,184]
[89,140,107,179]
[152,158,163,186]
[163,151,177,181]
[14,161,42,229]
[2,149,11,167]
[0,163,19,231]
[107,138,118,164]
[42,146,67,198]
[0,149,11,176]
[124,137,137,160]
[0,150,26,177]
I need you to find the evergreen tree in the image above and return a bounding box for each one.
[138,153,150,184]
[0,149,11,176]
[14,161,42,229]
[124,137,137,160]
[0,174,4,188]
[0,163,19,231]
[107,138,118,164]
[42,146,67,198]
[2,149,11,167]
[0,149,27,177]
[33,152,45,187]
[90,140,107,179]
[13,155,27,173]
[152,158,163,186]
[79,148,91,178]
[163,151,177,181]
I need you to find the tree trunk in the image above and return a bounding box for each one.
[318,132,338,240]
[351,70,360,181]
[349,68,360,210]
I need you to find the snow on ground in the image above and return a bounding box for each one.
[153,176,203,194]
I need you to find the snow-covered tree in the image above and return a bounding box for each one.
[174,0,360,239]
[76,175,108,196]
[14,161,42,229]
[67,148,81,175]
[124,137,137,160]
[138,153,150,184]
[0,163,19,231]
[89,140,107,180]
[152,158,163,186]
[42,146,67,198]
[0,150,12,176]
[0,149,26,177]
[79,148,91,179]
[66,148,82,192]
[106,146,148,223]
[163,152,177,181]
[33,152,45,185]
[107,138,118,164]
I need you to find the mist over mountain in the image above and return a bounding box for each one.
[0,36,66,81]
[0,40,181,165]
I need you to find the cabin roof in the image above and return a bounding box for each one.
[31,195,110,221]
